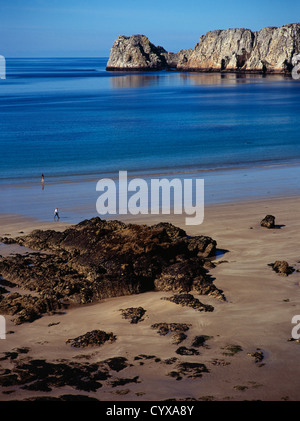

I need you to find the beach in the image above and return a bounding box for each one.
[1,57,300,402]
[1,0,300,407]
[1,195,300,401]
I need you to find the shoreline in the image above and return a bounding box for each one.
[0,193,299,235]
[107,66,295,76]
[2,158,300,188]
[1,161,300,225]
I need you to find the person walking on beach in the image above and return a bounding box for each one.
[41,173,45,190]
[54,208,60,221]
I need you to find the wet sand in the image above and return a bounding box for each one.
[0,196,300,401]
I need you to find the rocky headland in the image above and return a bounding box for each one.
[106,34,192,70]
[106,23,300,74]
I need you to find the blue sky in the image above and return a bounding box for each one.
[1,0,299,57]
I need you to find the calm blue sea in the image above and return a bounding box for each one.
[0,58,300,222]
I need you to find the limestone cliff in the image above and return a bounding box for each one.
[107,24,300,74]
[179,28,254,71]
[106,35,167,70]
[106,34,192,70]
[179,23,300,73]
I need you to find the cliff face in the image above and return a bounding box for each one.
[106,35,167,70]
[180,23,300,73]
[106,34,192,70]
[243,24,300,72]
[106,24,300,74]
[180,28,255,71]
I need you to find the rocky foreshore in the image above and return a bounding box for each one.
[106,23,300,74]
[0,217,224,324]
[1,197,300,401]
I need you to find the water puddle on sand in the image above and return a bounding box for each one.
[0,242,45,297]
[0,242,42,257]
[211,249,228,261]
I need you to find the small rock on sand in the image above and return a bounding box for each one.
[260,215,275,229]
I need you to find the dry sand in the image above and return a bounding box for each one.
[0,196,300,401]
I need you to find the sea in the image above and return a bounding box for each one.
[0,57,300,223]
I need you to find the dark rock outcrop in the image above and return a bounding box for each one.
[0,292,63,325]
[0,237,16,244]
[192,335,212,347]
[66,330,116,348]
[247,350,264,364]
[108,376,140,388]
[0,359,109,392]
[0,218,222,323]
[171,332,187,345]
[151,323,191,336]
[120,307,146,324]
[168,362,209,380]
[0,356,133,392]
[107,24,300,74]
[260,215,275,228]
[269,260,294,276]
[175,346,200,356]
[161,293,215,311]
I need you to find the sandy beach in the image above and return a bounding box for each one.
[0,195,300,401]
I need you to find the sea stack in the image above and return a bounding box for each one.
[107,23,300,74]
[106,34,192,71]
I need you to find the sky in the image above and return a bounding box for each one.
[1,0,299,57]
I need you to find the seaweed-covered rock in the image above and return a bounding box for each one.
[151,323,191,336]
[162,293,214,312]
[260,215,275,229]
[0,237,17,245]
[171,332,187,345]
[175,347,200,356]
[169,362,209,380]
[119,307,146,324]
[108,376,140,388]
[66,330,116,348]
[0,218,222,323]
[0,358,109,392]
[192,335,212,347]
[247,351,264,363]
[269,261,294,276]
[0,292,62,324]
[103,357,128,372]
